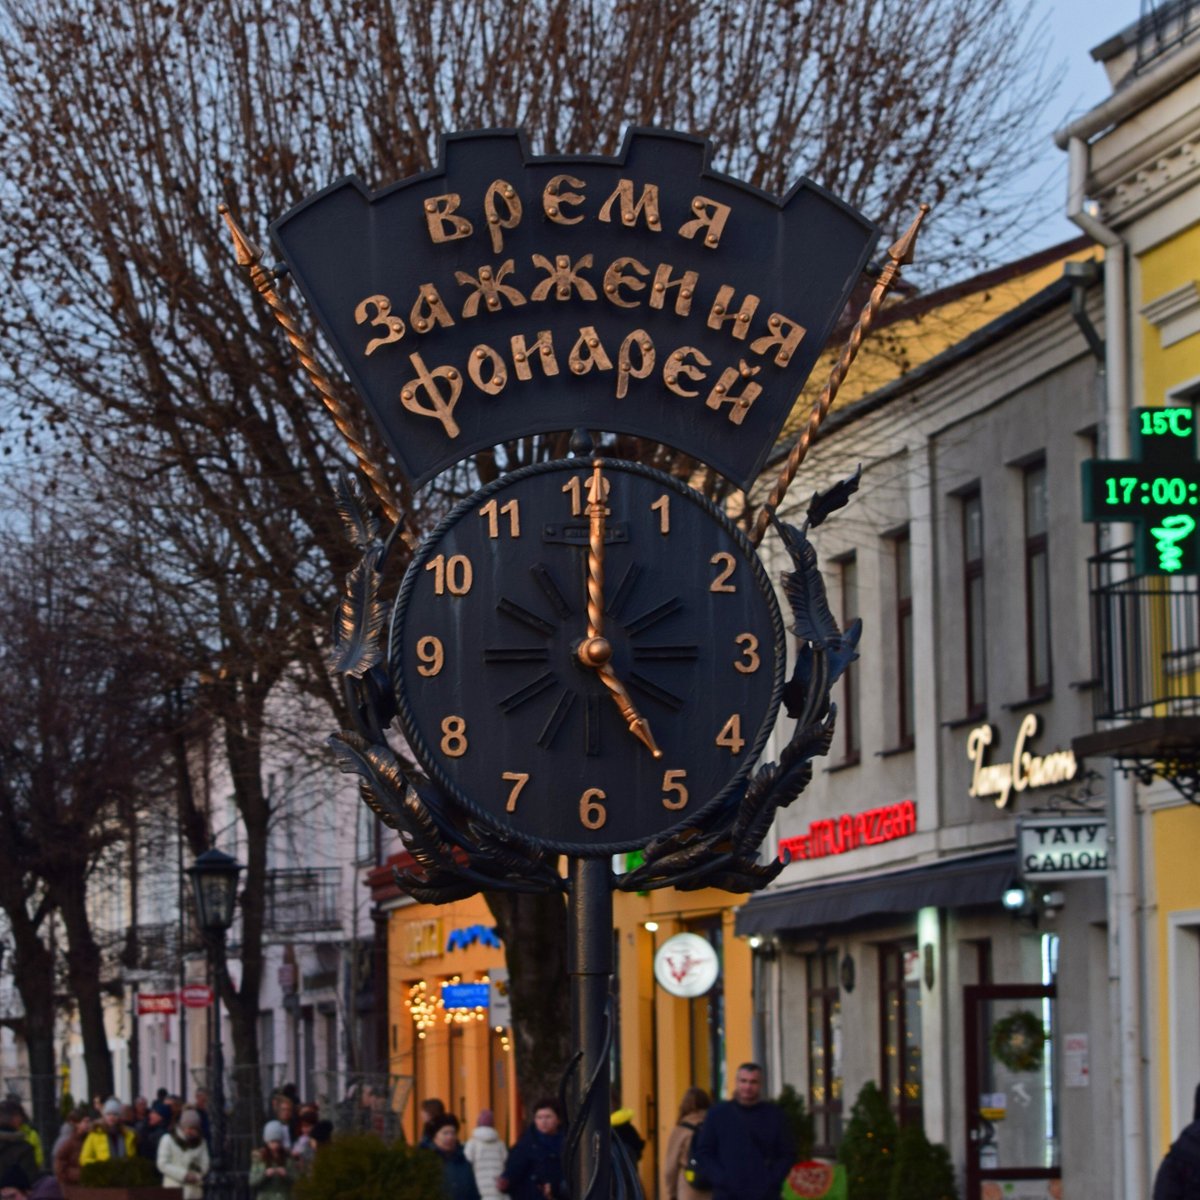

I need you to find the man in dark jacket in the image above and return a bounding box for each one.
[0,1102,37,1192]
[1154,1083,1200,1200]
[693,1063,794,1200]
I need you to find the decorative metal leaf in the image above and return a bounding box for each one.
[824,618,862,687]
[334,467,381,552]
[329,555,385,678]
[779,527,841,648]
[804,464,862,531]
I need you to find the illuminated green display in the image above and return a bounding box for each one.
[1082,406,1200,574]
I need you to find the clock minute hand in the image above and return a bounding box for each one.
[596,664,664,760]
[585,459,606,643]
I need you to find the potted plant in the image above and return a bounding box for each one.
[68,1156,174,1200]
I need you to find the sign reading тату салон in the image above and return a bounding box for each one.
[1019,816,1108,879]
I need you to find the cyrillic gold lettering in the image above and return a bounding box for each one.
[468,344,508,396]
[649,264,698,316]
[399,353,462,438]
[678,195,732,249]
[705,361,761,425]
[510,331,559,380]
[663,346,711,398]
[707,285,760,340]
[616,331,654,399]
[455,260,527,318]
[750,313,807,366]
[530,254,597,303]
[409,284,456,334]
[543,174,586,225]
[603,257,649,308]
[354,294,406,356]
[483,180,522,255]
[568,326,613,376]
[424,194,473,243]
[598,179,662,230]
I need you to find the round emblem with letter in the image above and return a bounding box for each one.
[653,932,720,998]
[390,456,784,853]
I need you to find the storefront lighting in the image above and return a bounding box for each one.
[839,953,856,993]
[1002,884,1029,911]
[748,934,763,949]
[643,921,659,932]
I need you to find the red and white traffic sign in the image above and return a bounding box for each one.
[180,984,214,1008]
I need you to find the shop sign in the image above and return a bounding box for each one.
[967,714,1077,809]
[1018,816,1107,879]
[653,932,720,998]
[179,984,214,1008]
[403,917,443,964]
[784,1161,847,1199]
[488,969,512,1028]
[778,799,916,861]
[441,982,490,1010]
[136,992,177,1016]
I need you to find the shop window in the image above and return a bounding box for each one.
[962,489,986,716]
[686,919,725,1103]
[894,531,915,747]
[838,556,861,762]
[879,942,923,1127]
[1023,461,1051,696]
[806,950,843,1154]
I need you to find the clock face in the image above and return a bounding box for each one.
[389,457,785,853]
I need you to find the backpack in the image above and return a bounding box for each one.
[680,1121,712,1192]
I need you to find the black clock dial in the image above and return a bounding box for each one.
[389,457,785,854]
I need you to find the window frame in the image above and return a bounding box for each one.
[806,949,843,1155]
[894,530,915,748]
[962,489,986,717]
[1023,460,1052,697]
[878,940,923,1129]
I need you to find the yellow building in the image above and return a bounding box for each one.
[1055,6,1200,1195]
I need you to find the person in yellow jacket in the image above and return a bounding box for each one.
[2,1097,43,1170]
[80,1099,137,1164]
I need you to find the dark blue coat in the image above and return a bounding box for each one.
[437,1145,482,1200]
[501,1126,566,1200]
[692,1099,794,1200]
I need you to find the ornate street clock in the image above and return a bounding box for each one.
[390,457,785,852]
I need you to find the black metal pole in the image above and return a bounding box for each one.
[567,856,613,1200]
[206,934,233,1200]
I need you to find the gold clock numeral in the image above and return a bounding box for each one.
[440,715,468,757]
[650,493,670,534]
[501,771,529,812]
[733,633,760,674]
[563,473,610,517]
[661,769,688,810]
[480,498,521,538]
[579,787,607,830]
[709,552,737,592]
[426,553,473,596]
[715,713,745,754]
[416,636,445,676]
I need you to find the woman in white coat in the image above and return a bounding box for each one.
[157,1108,210,1200]
[463,1109,507,1200]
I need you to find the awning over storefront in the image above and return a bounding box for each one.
[735,849,1015,937]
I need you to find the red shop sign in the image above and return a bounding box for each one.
[137,992,177,1016]
[180,984,214,1008]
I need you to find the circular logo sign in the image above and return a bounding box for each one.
[653,933,720,998]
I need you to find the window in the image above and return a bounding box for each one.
[807,950,843,1154]
[1024,462,1051,695]
[895,532,915,746]
[839,557,860,761]
[879,942,923,1127]
[962,491,986,715]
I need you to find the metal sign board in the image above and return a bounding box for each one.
[1018,815,1108,879]
[271,128,878,490]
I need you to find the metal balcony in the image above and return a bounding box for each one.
[263,867,341,934]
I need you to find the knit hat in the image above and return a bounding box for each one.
[178,1109,202,1132]
[477,1109,494,1127]
[263,1120,287,1144]
[103,1099,123,1117]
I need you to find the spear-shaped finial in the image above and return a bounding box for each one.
[218,204,412,545]
[750,203,930,547]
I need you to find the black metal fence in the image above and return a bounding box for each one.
[1135,0,1200,73]
[1089,544,1200,721]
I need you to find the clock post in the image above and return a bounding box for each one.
[225,127,923,1198]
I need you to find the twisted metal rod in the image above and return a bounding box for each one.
[750,203,930,547]
[218,205,416,549]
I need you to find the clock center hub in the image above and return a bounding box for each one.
[577,636,613,668]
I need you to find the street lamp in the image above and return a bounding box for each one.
[187,848,242,1200]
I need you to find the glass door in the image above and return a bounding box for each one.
[963,984,1060,1200]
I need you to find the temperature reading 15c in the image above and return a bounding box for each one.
[1105,476,1200,506]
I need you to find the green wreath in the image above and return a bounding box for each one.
[989,1009,1046,1072]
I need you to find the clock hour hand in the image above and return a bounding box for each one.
[596,663,663,760]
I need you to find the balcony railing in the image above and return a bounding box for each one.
[264,867,341,934]
[1089,545,1200,722]
[1135,0,1200,73]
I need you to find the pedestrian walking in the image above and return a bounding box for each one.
[249,1121,295,1200]
[429,1114,482,1200]
[661,1087,712,1200]
[136,1106,167,1171]
[79,1099,137,1165]
[463,1109,507,1200]
[419,1097,446,1149]
[1154,1082,1200,1200]
[289,1107,318,1174]
[499,1098,566,1200]
[692,1063,794,1200]
[0,1103,36,1193]
[51,1109,90,1194]
[2,1101,41,1172]
[156,1108,209,1200]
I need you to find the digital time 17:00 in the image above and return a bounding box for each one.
[1104,476,1200,506]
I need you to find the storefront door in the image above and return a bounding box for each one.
[964,984,1060,1200]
